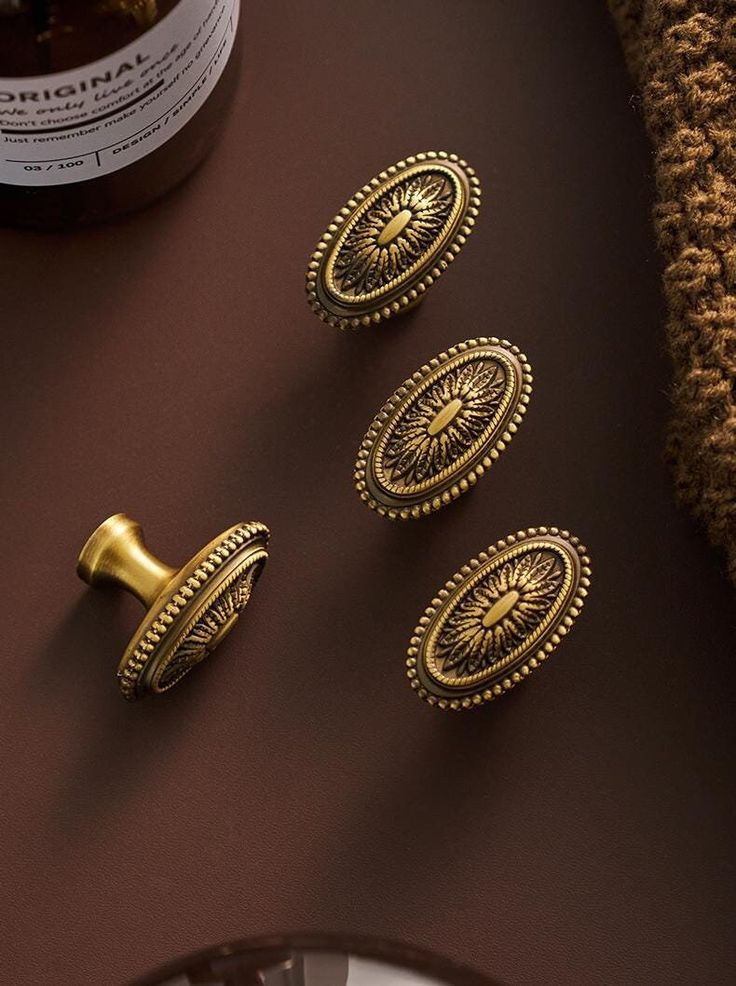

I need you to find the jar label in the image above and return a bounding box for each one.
[0,0,240,186]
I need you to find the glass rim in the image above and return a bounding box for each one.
[128,932,503,986]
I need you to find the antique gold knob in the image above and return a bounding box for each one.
[407,528,591,710]
[77,514,270,700]
[355,338,532,519]
[306,151,481,329]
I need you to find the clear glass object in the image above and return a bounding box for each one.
[131,936,501,986]
[0,0,241,227]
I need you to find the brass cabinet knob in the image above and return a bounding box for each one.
[77,514,270,700]
[306,151,481,329]
[355,338,532,519]
[407,528,591,710]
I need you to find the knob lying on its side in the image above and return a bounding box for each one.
[77,514,270,700]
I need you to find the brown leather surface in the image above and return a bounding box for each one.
[1,2,735,984]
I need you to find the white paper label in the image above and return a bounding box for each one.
[0,0,239,186]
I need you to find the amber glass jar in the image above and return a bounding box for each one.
[0,0,241,227]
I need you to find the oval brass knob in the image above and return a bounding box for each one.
[406,528,592,710]
[77,514,270,700]
[306,151,481,329]
[355,338,533,519]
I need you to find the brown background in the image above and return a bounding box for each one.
[2,1,735,983]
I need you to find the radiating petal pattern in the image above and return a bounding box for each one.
[332,172,455,297]
[158,565,260,690]
[383,359,507,487]
[435,549,564,678]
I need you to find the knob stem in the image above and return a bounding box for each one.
[77,514,178,609]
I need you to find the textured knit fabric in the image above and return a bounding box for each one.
[610,0,736,584]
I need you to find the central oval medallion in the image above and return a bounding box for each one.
[482,589,520,628]
[428,397,464,437]
[377,208,414,246]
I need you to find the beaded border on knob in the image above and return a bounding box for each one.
[117,521,270,700]
[406,527,592,710]
[354,338,533,520]
[305,151,482,330]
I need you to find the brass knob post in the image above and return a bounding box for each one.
[76,514,270,700]
[77,514,177,608]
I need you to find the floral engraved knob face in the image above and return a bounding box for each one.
[407,529,592,710]
[148,551,265,695]
[306,152,481,329]
[355,338,533,519]
[329,170,456,300]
